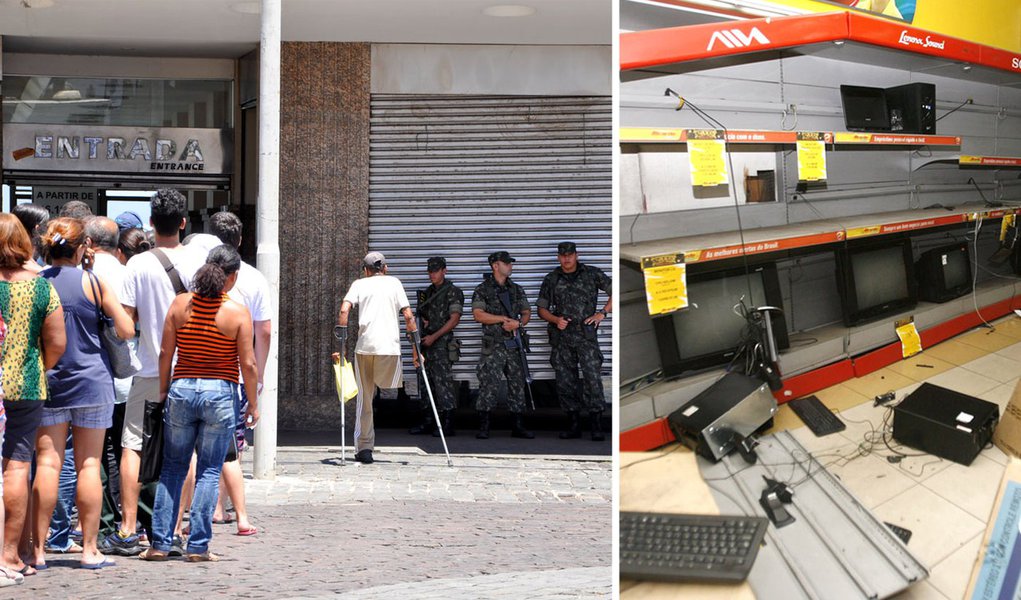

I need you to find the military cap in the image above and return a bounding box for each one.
[427,256,446,272]
[487,251,516,265]
[557,241,577,255]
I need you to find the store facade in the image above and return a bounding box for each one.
[1,39,611,430]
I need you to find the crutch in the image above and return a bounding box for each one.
[408,330,453,467]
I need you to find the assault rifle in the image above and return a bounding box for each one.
[497,289,535,411]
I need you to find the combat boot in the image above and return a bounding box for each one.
[476,411,491,439]
[408,411,435,435]
[511,414,535,439]
[559,411,582,439]
[590,410,606,442]
[433,410,456,437]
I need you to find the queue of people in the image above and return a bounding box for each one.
[0,186,611,587]
[0,190,265,587]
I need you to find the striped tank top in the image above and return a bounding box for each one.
[172,294,239,384]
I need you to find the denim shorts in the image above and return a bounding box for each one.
[40,403,114,429]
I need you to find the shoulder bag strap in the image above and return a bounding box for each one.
[85,270,107,320]
[150,248,187,295]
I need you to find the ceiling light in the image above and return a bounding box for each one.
[230,2,260,14]
[483,5,536,17]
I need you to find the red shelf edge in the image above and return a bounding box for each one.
[620,293,1021,452]
[622,11,1021,77]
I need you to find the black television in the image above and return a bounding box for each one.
[836,238,917,327]
[653,263,789,378]
[916,242,972,303]
[840,85,891,132]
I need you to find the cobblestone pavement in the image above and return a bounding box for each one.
[18,432,613,599]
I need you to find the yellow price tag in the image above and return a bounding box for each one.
[796,140,827,182]
[895,317,922,359]
[644,263,687,316]
[688,138,728,187]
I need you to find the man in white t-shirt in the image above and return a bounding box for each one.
[83,216,133,537]
[336,252,418,465]
[105,189,204,555]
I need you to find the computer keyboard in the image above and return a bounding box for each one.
[620,511,768,583]
[788,395,846,436]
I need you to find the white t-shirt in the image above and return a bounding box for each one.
[230,262,272,323]
[120,245,205,378]
[92,252,126,298]
[343,274,410,356]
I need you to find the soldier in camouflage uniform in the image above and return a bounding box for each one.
[471,251,534,440]
[408,256,463,437]
[537,242,612,441]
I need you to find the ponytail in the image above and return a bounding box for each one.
[192,244,241,298]
[192,263,226,298]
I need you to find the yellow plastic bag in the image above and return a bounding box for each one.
[333,358,359,402]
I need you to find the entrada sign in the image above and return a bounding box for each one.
[3,124,230,175]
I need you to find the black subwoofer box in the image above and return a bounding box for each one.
[885,82,936,135]
[892,382,998,465]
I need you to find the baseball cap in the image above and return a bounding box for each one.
[114,211,143,231]
[427,257,446,272]
[363,251,387,269]
[487,251,516,265]
[557,241,577,255]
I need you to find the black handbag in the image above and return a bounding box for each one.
[86,271,141,379]
[140,400,165,484]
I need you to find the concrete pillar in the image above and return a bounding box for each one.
[253,0,281,480]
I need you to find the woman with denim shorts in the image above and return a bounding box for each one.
[0,214,66,578]
[29,218,135,570]
[140,245,258,562]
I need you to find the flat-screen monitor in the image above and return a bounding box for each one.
[653,263,789,377]
[836,239,917,327]
[840,85,891,131]
[916,242,972,303]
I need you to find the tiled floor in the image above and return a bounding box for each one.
[767,315,1021,600]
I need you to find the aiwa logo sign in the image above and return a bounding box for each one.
[706,27,770,51]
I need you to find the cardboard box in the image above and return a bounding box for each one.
[966,458,1021,598]
[993,380,1021,458]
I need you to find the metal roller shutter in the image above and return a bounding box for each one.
[368,94,612,393]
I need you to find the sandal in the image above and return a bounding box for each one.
[0,565,24,587]
[138,548,168,562]
[185,552,220,562]
[236,526,257,537]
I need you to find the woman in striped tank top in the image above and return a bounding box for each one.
[140,245,258,562]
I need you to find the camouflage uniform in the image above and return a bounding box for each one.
[537,264,612,412]
[418,280,464,411]
[472,275,530,413]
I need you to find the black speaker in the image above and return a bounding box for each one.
[885,83,936,135]
[892,383,998,465]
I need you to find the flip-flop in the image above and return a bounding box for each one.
[16,565,36,577]
[185,552,220,562]
[80,559,116,570]
[236,526,257,537]
[0,566,23,587]
[29,563,48,571]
